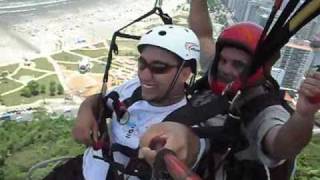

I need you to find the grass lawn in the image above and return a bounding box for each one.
[58,62,79,71]
[71,49,107,58]
[173,19,187,26]
[111,62,122,69]
[296,134,320,179]
[12,68,46,80]
[1,75,64,106]
[0,118,85,180]
[116,40,137,50]
[145,24,161,30]
[93,42,105,48]
[4,145,53,179]
[33,58,55,71]
[90,62,105,74]
[107,39,138,50]
[51,51,81,62]
[97,57,107,63]
[0,79,23,95]
[117,49,139,56]
[4,141,84,180]
[0,64,19,74]
[173,15,187,19]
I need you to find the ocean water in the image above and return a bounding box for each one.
[0,0,107,16]
[0,0,111,25]
[0,0,75,15]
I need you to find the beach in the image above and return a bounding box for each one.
[0,0,186,65]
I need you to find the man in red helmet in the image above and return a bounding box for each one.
[139,0,320,179]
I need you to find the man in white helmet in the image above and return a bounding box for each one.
[71,25,203,180]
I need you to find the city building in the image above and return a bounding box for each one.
[221,0,273,23]
[271,67,285,85]
[276,41,314,90]
[296,17,320,41]
[221,0,320,39]
[310,37,320,70]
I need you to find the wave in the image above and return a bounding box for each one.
[0,0,69,10]
[0,8,36,15]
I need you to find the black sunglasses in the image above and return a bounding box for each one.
[138,57,179,74]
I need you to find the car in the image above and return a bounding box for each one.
[63,107,72,113]
[0,114,11,121]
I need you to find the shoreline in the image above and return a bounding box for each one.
[0,0,186,66]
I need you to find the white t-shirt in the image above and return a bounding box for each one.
[82,78,187,180]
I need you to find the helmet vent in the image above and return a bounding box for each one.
[169,26,173,28]
[146,30,152,34]
[158,30,167,36]
[185,29,189,32]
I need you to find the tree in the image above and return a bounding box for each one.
[49,81,56,96]
[27,81,40,96]
[0,95,3,104]
[40,84,46,94]
[21,87,32,98]
[32,107,48,120]
[0,71,8,80]
[0,71,9,83]
[57,84,64,95]
[315,112,320,127]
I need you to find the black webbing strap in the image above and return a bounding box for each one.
[163,94,230,126]
[95,86,148,179]
[103,7,173,85]
[122,87,142,107]
[251,0,300,74]
[111,144,138,157]
[264,0,299,42]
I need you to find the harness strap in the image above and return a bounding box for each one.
[123,87,142,107]
[95,87,147,179]
[94,152,151,179]
[111,144,138,157]
[100,87,230,179]
[164,94,230,125]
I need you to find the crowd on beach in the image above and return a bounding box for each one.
[0,0,186,65]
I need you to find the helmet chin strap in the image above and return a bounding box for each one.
[150,61,186,105]
[210,67,266,96]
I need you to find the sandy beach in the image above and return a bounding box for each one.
[0,0,186,66]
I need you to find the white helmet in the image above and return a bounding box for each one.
[137,25,200,63]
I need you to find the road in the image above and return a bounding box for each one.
[0,100,80,122]
[314,125,320,135]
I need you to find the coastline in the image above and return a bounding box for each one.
[0,0,186,66]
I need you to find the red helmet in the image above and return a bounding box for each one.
[209,22,265,95]
[217,22,263,54]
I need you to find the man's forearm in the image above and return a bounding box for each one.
[189,0,212,38]
[266,112,314,159]
[72,94,100,144]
